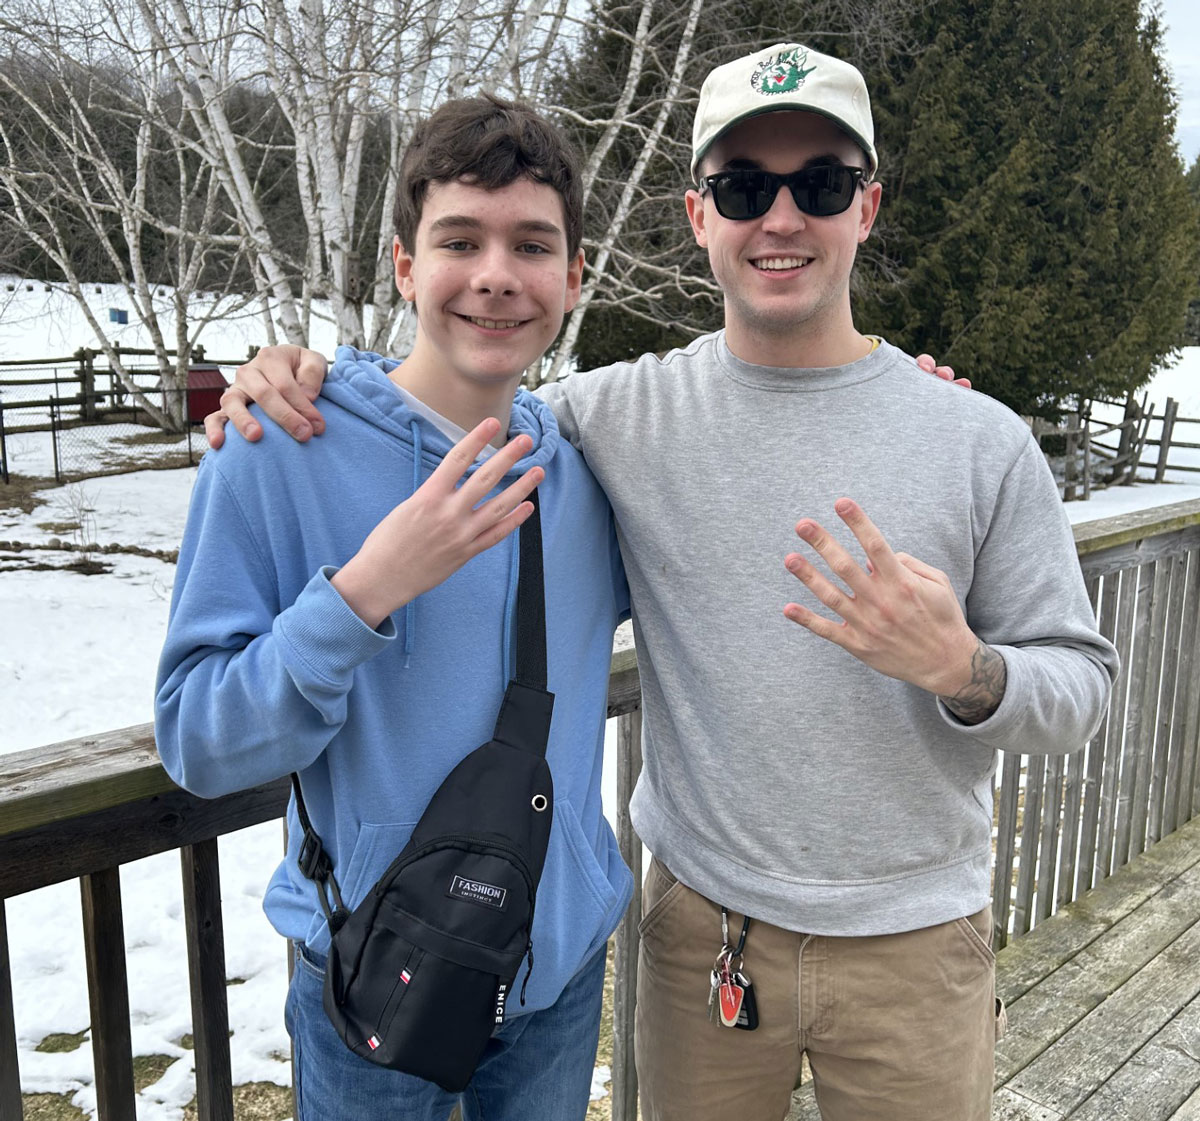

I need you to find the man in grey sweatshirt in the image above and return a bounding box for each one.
[207,42,1118,1121]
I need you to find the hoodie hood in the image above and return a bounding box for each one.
[324,345,560,477]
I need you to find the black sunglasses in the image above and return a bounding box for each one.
[698,165,866,220]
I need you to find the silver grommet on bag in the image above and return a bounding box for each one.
[531,794,548,812]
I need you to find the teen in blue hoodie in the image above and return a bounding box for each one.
[155,96,631,1121]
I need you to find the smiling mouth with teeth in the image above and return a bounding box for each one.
[462,315,524,329]
[751,256,812,271]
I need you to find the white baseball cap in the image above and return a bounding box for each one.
[691,43,878,183]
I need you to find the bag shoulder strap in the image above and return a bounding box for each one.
[513,488,547,689]
[292,491,549,921]
[492,490,554,752]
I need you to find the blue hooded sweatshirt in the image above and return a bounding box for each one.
[155,346,632,1014]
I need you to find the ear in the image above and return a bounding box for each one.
[563,248,585,313]
[393,236,416,302]
[857,181,882,244]
[685,189,708,248]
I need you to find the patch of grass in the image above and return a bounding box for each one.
[0,474,53,515]
[133,1053,176,1093]
[34,1030,87,1054]
[35,520,81,534]
[182,1082,293,1121]
[65,557,111,575]
[0,554,112,575]
[20,1094,86,1121]
[115,430,186,447]
[178,1033,194,1050]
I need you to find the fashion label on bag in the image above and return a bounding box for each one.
[293,491,555,1092]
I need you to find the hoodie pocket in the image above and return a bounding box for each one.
[523,801,629,1009]
[304,821,417,953]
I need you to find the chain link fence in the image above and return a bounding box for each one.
[0,349,243,484]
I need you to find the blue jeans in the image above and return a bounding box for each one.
[285,941,606,1121]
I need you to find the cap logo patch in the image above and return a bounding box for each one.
[750,47,815,97]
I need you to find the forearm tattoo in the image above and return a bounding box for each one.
[940,640,1007,725]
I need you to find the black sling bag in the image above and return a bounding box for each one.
[291,491,554,1092]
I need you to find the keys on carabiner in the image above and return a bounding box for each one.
[708,946,732,1022]
[711,908,759,1030]
[718,953,744,1027]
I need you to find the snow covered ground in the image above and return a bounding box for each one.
[1,277,1198,1116]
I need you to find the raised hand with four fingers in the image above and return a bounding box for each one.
[783,498,1006,724]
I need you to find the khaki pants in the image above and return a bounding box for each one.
[635,858,1005,1121]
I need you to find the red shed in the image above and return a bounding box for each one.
[187,364,228,423]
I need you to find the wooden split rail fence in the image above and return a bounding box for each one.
[2,500,1200,1120]
[1032,394,1200,501]
[0,346,245,423]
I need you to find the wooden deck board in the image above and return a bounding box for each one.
[1067,990,1200,1121]
[787,815,1200,1120]
[1003,909,1200,1113]
[996,851,1200,1082]
[997,814,1200,1006]
[990,1087,1065,1120]
[1170,1084,1200,1120]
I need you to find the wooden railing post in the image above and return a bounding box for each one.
[1129,393,1153,484]
[0,400,8,486]
[992,752,1021,948]
[181,839,234,1121]
[1128,559,1172,860]
[1175,550,1200,828]
[1148,552,1188,845]
[81,868,136,1121]
[611,709,643,1121]
[0,900,22,1121]
[1074,574,1122,898]
[49,399,62,484]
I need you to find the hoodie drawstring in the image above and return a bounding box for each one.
[404,421,422,668]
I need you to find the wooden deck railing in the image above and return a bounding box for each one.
[2,498,1199,1121]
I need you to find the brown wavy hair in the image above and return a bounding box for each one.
[393,94,583,258]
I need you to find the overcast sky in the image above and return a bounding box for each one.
[1157,0,1200,167]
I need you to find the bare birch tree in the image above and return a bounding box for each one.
[2,0,587,378]
[128,0,585,354]
[0,26,255,429]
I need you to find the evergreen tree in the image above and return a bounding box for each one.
[863,0,1200,414]
[1185,157,1200,344]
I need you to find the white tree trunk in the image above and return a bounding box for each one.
[549,0,705,380]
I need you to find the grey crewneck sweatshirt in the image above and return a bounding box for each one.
[541,332,1118,937]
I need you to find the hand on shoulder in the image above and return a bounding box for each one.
[205,345,330,449]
